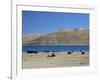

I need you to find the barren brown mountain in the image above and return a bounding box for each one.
[23,29,89,45]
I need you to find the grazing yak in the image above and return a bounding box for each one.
[81,52,85,55]
[67,51,72,55]
[47,53,56,57]
[27,51,38,54]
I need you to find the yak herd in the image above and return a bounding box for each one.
[26,50,86,57]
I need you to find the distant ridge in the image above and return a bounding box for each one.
[23,29,89,45]
[22,34,44,45]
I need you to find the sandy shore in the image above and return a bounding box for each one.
[22,51,89,69]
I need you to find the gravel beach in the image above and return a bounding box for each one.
[22,51,89,69]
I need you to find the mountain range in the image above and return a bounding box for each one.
[23,29,89,45]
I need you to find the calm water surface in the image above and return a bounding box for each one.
[22,45,89,52]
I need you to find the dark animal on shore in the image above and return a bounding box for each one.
[47,53,56,57]
[33,51,38,54]
[44,51,49,53]
[27,51,38,54]
[52,53,56,57]
[27,51,33,54]
[67,52,72,55]
[81,52,85,55]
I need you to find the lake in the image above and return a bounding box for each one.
[22,45,89,52]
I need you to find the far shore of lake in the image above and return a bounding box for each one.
[22,44,89,46]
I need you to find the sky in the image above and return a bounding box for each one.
[22,11,89,35]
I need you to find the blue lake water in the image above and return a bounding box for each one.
[22,45,89,52]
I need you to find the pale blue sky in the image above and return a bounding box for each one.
[22,11,89,35]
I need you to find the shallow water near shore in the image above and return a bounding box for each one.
[22,45,89,53]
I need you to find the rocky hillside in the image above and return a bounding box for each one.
[22,34,44,45]
[23,29,89,45]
